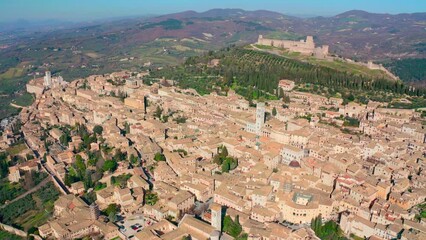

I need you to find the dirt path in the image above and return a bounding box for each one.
[10,103,25,108]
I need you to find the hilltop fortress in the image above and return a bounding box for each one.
[257,35,329,58]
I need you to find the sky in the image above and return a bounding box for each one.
[0,0,425,22]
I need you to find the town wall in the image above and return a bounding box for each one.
[0,222,27,237]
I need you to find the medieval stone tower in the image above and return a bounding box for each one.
[305,36,315,48]
[210,203,222,232]
[43,71,52,87]
[255,102,266,134]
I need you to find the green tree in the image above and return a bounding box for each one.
[111,174,132,188]
[236,233,248,240]
[213,154,223,165]
[174,116,187,124]
[145,192,159,206]
[272,107,277,116]
[74,154,87,180]
[59,132,71,146]
[124,122,130,135]
[312,214,341,239]
[219,145,228,157]
[104,203,119,222]
[64,172,80,187]
[102,160,118,172]
[105,203,119,215]
[0,152,9,178]
[114,150,127,162]
[228,157,238,170]
[93,125,103,135]
[27,226,38,235]
[84,171,93,190]
[154,153,166,162]
[279,88,285,98]
[94,182,107,191]
[283,94,291,103]
[223,215,243,238]
[221,160,230,173]
[129,154,139,166]
[154,106,163,119]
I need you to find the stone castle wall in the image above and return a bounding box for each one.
[26,78,45,96]
[366,61,399,80]
[0,222,27,237]
[257,35,329,58]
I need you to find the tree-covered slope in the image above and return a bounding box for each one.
[149,47,425,105]
[384,58,426,83]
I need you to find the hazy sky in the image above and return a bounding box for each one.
[1,0,425,22]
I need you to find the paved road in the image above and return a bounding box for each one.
[0,176,52,209]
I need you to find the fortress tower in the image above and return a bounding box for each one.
[210,203,222,232]
[43,71,52,88]
[257,35,265,45]
[305,36,315,48]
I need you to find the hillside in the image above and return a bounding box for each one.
[248,44,396,80]
[384,58,426,86]
[0,9,426,117]
[148,47,426,107]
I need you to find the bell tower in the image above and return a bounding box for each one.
[255,102,265,134]
[210,203,222,232]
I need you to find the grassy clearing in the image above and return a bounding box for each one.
[18,206,53,230]
[12,92,34,107]
[264,31,304,41]
[173,45,192,52]
[308,58,389,79]
[253,44,275,50]
[0,73,32,118]
[85,52,102,58]
[133,40,206,66]
[0,68,24,80]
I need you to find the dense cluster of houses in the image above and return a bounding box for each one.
[2,71,424,240]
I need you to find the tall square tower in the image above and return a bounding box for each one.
[255,102,266,134]
[43,71,52,88]
[210,203,222,232]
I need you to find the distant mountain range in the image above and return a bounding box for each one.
[1,9,425,61]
